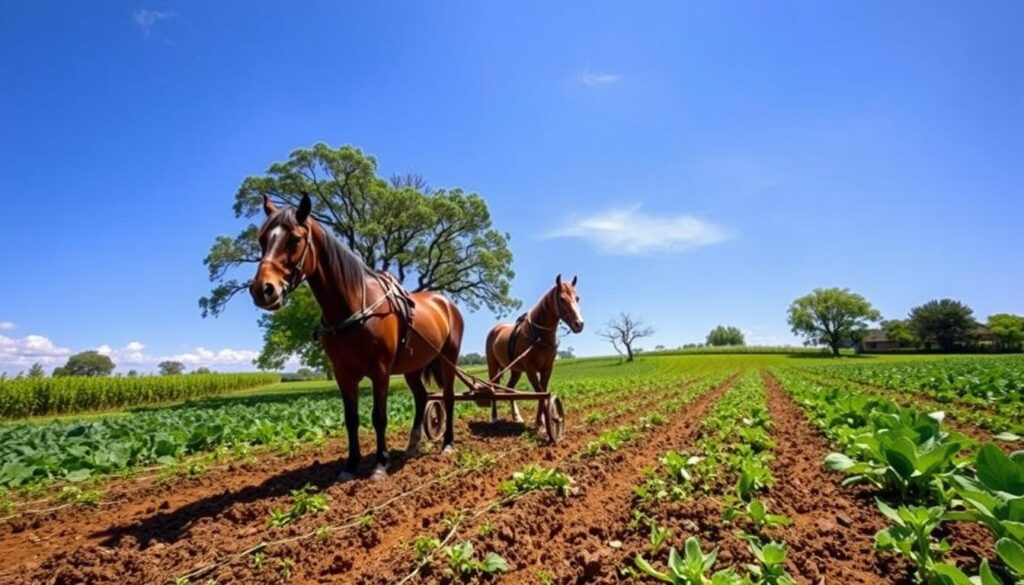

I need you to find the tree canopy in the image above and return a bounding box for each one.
[987,313,1024,352]
[881,319,918,348]
[158,361,185,376]
[787,288,881,356]
[54,351,115,377]
[908,299,976,351]
[200,143,518,319]
[706,325,745,347]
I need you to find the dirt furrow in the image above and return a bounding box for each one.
[360,374,740,585]
[760,370,906,584]
[11,380,697,584]
[0,380,650,575]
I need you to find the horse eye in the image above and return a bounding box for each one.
[576,296,580,302]
[289,234,301,244]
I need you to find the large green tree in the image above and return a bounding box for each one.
[158,361,185,376]
[706,325,745,347]
[908,299,976,351]
[987,313,1024,352]
[201,143,519,371]
[787,288,881,356]
[54,351,115,377]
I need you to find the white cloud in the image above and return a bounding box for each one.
[578,70,620,86]
[133,8,175,37]
[547,204,732,255]
[0,334,72,372]
[0,322,14,331]
[0,334,266,375]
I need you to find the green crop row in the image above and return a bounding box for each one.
[774,369,1023,584]
[0,373,281,419]
[804,355,1024,417]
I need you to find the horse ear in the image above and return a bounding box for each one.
[571,275,578,286]
[296,194,312,224]
[555,274,562,287]
[263,195,278,217]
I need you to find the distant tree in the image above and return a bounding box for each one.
[654,345,666,352]
[459,352,486,366]
[599,313,654,363]
[557,346,575,360]
[56,351,115,377]
[787,288,881,357]
[27,363,46,378]
[192,366,213,375]
[881,319,918,348]
[158,361,186,376]
[52,366,67,377]
[987,314,1024,352]
[253,285,334,378]
[706,325,746,347]
[909,299,976,352]
[295,367,320,380]
[126,369,139,377]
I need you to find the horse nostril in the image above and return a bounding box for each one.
[263,283,276,299]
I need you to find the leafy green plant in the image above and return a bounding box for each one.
[501,466,572,497]
[58,485,103,507]
[741,536,795,585]
[648,519,673,553]
[586,425,639,456]
[443,541,509,576]
[267,484,330,527]
[873,500,950,584]
[413,534,441,561]
[634,537,744,585]
[250,551,265,573]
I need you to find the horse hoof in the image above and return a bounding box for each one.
[405,444,420,457]
[370,465,388,481]
[337,470,356,482]
[441,444,455,455]
[490,416,499,423]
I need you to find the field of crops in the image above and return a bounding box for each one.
[0,353,1022,585]
[0,372,281,419]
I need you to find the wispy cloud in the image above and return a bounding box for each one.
[0,334,71,371]
[578,69,620,86]
[0,322,14,331]
[547,204,732,255]
[133,8,175,37]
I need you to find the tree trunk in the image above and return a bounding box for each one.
[830,340,840,357]
[625,344,634,362]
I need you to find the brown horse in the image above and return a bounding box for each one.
[486,275,584,427]
[249,194,464,481]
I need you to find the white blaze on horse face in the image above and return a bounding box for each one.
[263,226,286,262]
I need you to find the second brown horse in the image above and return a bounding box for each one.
[485,275,584,427]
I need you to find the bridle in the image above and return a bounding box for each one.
[283,226,314,297]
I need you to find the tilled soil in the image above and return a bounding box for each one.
[0,379,697,585]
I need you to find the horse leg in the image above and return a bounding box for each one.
[525,370,546,433]
[488,362,502,423]
[370,372,390,481]
[440,354,459,455]
[405,372,428,456]
[507,371,523,423]
[337,378,361,482]
[535,367,553,432]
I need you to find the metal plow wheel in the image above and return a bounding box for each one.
[423,400,446,442]
[544,394,565,443]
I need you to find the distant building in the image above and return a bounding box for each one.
[856,326,999,353]
[856,329,900,353]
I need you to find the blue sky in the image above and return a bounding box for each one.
[1,1,1021,373]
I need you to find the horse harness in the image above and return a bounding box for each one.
[507,289,569,359]
[313,272,416,353]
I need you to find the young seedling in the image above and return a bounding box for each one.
[443,541,509,576]
[634,536,743,585]
[412,534,441,561]
[500,465,572,497]
[267,484,330,527]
